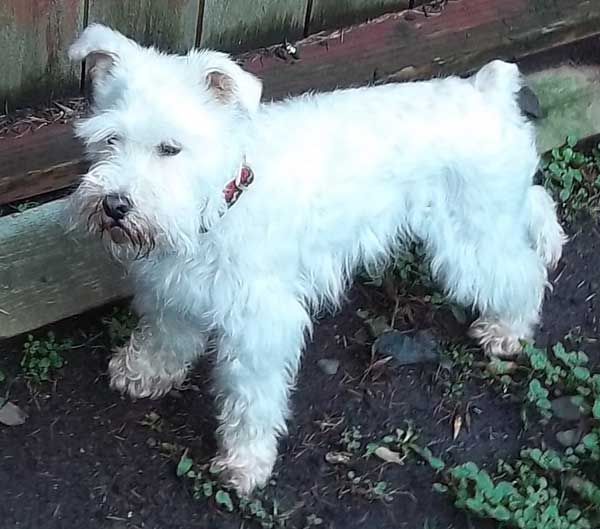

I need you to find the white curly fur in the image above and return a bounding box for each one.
[68,24,566,494]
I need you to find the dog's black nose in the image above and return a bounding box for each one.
[102,194,131,220]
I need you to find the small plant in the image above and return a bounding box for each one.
[364,425,446,472]
[13,201,39,213]
[439,454,593,528]
[542,137,600,221]
[104,306,138,346]
[423,341,600,528]
[340,425,363,452]
[393,243,435,288]
[21,332,71,383]
[346,472,398,502]
[524,343,598,424]
[437,345,476,401]
[176,451,288,528]
[303,514,324,528]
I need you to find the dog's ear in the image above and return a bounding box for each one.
[199,52,263,113]
[68,24,134,85]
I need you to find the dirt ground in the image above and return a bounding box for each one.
[0,211,598,529]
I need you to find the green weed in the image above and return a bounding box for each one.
[13,201,39,213]
[104,306,138,347]
[542,137,600,221]
[176,451,288,528]
[420,341,600,528]
[344,471,398,502]
[21,332,71,383]
[438,346,475,400]
[340,425,363,452]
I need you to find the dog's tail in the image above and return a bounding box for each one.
[473,60,522,95]
[471,60,531,116]
[526,185,567,269]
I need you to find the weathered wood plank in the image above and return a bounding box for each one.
[2,0,600,207]
[0,124,85,206]
[88,0,201,52]
[0,0,85,110]
[200,0,308,53]
[242,0,600,100]
[0,199,130,339]
[308,0,421,33]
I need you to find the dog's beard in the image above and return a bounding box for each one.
[68,185,158,260]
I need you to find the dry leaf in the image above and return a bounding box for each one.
[0,401,28,426]
[374,446,405,465]
[485,359,519,376]
[453,414,463,440]
[465,406,472,432]
[325,451,352,465]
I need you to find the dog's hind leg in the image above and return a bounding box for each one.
[468,184,565,356]
[429,219,549,357]
[526,185,566,269]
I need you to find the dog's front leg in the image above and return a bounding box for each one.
[211,293,310,495]
[109,310,208,400]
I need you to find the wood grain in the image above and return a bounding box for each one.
[3,0,600,207]
[0,123,86,206]
[0,199,130,338]
[308,0,419,33]
[0,0,84,109]
[200,0,308,53]
[242,0,600,101]
[88,0,201,52]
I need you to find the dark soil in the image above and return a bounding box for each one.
[1,214,598,529]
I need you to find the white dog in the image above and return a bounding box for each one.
[68,24,565,494]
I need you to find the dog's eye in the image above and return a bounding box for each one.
[157,143,182,157]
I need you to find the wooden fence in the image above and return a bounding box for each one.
[0,0,420,109]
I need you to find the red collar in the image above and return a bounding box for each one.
[223,164,254,207]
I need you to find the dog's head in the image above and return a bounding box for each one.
[67,24,262,258]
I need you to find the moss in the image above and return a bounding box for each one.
[529,66,600,153]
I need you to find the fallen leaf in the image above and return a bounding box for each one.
[325,451,352,465]
[374,446,405,465]
[215,489,234,512]
[388,65,417,82]
[450,305,467,324]
[453,414,463,440]
[352,327,369,344]
[176,450,193,477]
[0,401,28,426]
[485,359,519,376]
[372,330,441,365]
[370,356,394,371]
[365,316,392,338]
[317,358,340,375]
[464,403,473,432]
[551,396,588,421]
[556,429,583,447]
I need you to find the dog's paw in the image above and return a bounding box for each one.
[108,346,187,399]
[211,445,276,496]
[469,319,525,358]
